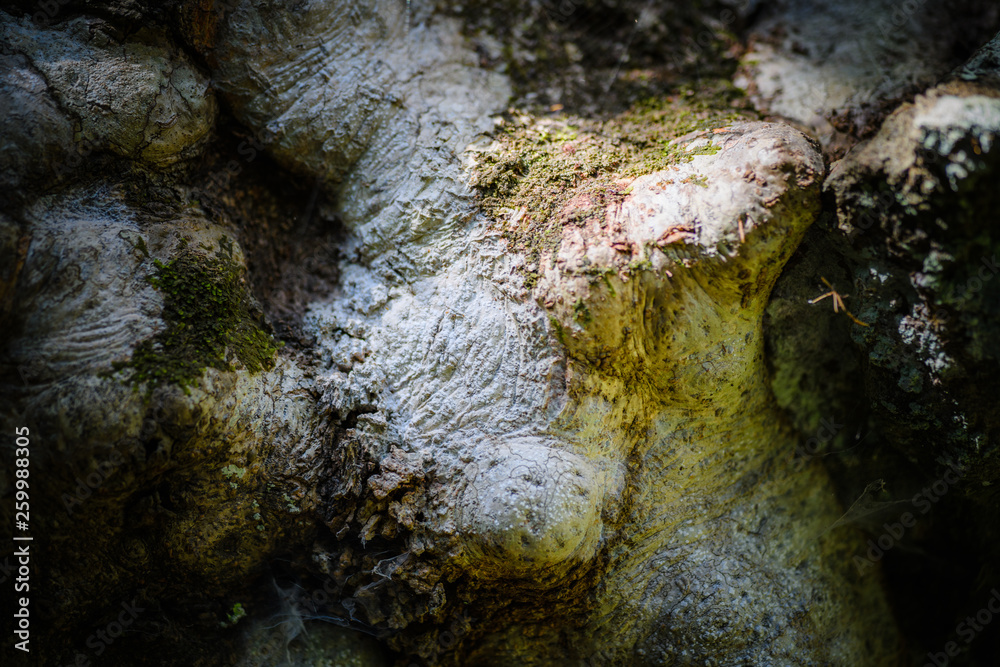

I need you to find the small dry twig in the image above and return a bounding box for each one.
[809,277,869,327]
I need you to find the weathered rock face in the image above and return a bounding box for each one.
[298,109,898,664]
[171,2,898,663]
[0,185,330,655]
[208,0,511,281]
[0,7,332,662]
[2,1,1000,665]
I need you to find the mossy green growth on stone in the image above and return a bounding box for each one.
[471,80,749,286]
[119,237,278,393]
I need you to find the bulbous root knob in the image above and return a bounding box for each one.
[458,441,608,578]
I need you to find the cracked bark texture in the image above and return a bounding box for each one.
[1,1,999,666]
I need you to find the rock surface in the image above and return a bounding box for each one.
[764,28,1000,665]
[0,9,216,201]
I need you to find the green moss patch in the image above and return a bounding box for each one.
[118,237,278,393]
[471,81,750,286]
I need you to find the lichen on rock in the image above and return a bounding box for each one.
[821,52,1000,481]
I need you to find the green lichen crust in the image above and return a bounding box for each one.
[119,237,278,392]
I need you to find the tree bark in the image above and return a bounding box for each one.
[2,1,999,665]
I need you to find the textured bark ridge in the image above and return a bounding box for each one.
[821,35,1000,481]
[2,1,1000,665]
[458,122,896,664]
[0,9,216,200]
[736,0,1000,155]
[0,6,330,660]
[201,2,894,663]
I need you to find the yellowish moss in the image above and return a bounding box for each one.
[471,80,750,286]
